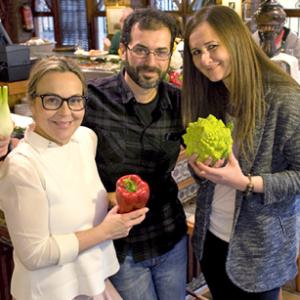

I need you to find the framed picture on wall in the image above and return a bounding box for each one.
[222,0,242,16]
[106,6,126,35]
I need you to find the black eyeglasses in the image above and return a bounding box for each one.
[34,94,87,111]
[127,45,171,60]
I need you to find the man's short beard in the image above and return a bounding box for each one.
[124,61,167,89]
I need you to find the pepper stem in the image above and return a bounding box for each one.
[123,178,137,192]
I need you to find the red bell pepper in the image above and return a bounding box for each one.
[169,70,182,88]
[116,174,150,213]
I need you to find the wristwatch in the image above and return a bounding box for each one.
[244,174,254,196]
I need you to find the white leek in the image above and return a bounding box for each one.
[0,86,14,136]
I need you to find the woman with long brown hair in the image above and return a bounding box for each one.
[182,5,300,300]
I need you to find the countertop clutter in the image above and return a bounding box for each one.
[0,48,122,108]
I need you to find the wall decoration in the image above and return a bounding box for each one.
[222,0,242,16]
[106,6,126,34]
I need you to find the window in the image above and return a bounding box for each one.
[95,0,107,50]
[34,0,55,42]
[277,0,300,35]
[154,0,178,11]
[277,0,300,8]
[59,0,89,49]
[152,0,205,32]
[153,0,204,11]
[34,0,89,50]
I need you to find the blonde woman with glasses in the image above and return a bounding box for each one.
[0,56,148,300]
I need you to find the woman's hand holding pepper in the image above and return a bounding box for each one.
[99,205,149,240]
[76,205,149,253]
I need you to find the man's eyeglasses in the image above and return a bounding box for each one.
[127,45,171,60]
[34,94,87,111]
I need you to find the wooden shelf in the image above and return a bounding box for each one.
[178,177,195,190]
[0,80,28,95]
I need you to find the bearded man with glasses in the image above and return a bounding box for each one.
[83,8,187,300]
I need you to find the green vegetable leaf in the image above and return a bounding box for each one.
[123,178,137,192]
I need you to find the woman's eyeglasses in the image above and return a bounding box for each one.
[34,94,87,111]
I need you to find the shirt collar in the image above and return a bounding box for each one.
[24,129,79,153]
[118,70,135,104]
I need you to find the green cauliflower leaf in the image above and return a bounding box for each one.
[183,114,233,163]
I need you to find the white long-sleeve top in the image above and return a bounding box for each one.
[0,126,119,300]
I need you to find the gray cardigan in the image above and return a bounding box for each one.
[192,74,300,292]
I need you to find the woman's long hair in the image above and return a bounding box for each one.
[182,5,296,159]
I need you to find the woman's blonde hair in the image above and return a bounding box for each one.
[182,5,296,159]
[27,56,86,101]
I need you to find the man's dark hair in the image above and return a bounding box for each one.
[120,8,177,51]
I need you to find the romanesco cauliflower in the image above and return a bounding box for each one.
[183,114,233,163]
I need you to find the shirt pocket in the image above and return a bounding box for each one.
[236,214,284,259]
